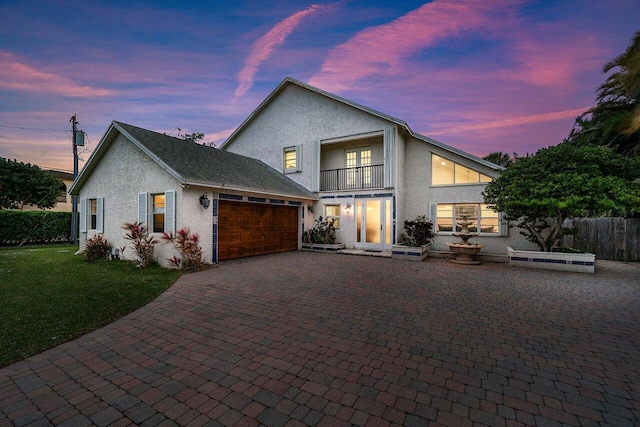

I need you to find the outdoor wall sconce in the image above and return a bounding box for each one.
[307,204,314,213]
[345,203,351,214]
[199,192,211,209]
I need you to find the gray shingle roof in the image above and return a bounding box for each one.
[113,121,315,199]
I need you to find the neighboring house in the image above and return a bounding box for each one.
[70,78,534,266]
[69,121,316,265]
[21,169,74,212]
[222,77,533,254]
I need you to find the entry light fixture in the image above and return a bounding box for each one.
[307,204,314,213]
[345,202,351,214]
[199,192,211,209]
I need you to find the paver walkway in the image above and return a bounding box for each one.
[1,252,639,426]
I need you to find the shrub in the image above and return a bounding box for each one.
[0,211,71,244]
[302,216,337,244]
[122,222,157,268]
[162,228,204,270]
[402,215,434,247]
[84,235,112,261]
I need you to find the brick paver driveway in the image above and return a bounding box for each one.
[1,252,639,427]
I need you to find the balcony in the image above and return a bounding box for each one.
[320,164,384,191]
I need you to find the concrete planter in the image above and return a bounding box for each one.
[506,247,595,273]
[392,244,430,261]
[301,243,345,253]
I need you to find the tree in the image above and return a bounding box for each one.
[483,152,518,167]
[482,143,640,251]
[182,132,205,143]
[569,31,640,156]
[0,158,63,210]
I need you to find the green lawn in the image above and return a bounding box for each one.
[0,244,181,367]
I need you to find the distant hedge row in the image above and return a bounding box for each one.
[0,211,72,244]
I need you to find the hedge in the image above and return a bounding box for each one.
[0,211,72,244]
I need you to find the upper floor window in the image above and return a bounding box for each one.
[284,146,301,173]
[57,183,67,203]
[432,154,492,185]
[346,147,372,187]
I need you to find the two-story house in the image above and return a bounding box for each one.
[222,77,515,254]
[71,77,531,266]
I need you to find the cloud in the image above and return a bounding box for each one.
[0,51,112,97]
[309,0,518,92]
[233,3,334,100]
[426,107,589,136]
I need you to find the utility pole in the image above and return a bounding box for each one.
[70,114,79,243]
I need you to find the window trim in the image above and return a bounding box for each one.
[431,154,492,186]
[430,202,505,236]
[284,145,301,173]
[138,191,175,235]
[324,204,341,230]
[151,193,166,234]
[79,196,103,233]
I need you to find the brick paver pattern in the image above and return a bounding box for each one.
[1,252,639,426]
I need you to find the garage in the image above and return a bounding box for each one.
[217,201,299,260]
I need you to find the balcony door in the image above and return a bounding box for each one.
[355,197,392,251]
[346,148,372,188]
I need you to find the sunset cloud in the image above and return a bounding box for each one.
[233,3,334,100]
[427,107,589,136]
[309,0,518,92]
[0,51,112,97]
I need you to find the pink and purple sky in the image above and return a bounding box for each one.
[0,0,638,171]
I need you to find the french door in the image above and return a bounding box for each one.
[355,197,393,251]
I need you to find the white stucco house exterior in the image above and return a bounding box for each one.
[69,121,316,265]
[71,77,533,266]
[222,77,531,255]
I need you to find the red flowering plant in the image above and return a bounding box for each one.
[122,221,158,268]
[161,228,204,270]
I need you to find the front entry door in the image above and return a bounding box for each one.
[355,197,392,251]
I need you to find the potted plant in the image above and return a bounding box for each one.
[302,216,345,252]
[392,215,434,261]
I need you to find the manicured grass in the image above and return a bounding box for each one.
[0,244,181,367]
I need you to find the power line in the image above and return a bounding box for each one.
[0,124,70,133]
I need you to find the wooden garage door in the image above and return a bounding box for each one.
[218,201,299,260]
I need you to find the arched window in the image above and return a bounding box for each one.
[57,183,67,203]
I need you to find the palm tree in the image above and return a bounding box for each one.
[570,31,640,156]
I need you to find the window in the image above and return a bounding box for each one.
[325,205,341,229]
[138,191,175,235]
[432,154,492,185]
[79,197,103,233]
[284,146,301,173]
[152,194,165,233]
[88,198,98,230]
[346,147,372,186]
[57,183,67,203]
[433,203,499,234]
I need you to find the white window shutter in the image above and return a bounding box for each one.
[296,144,302,172]
[498,212,509,236]
[138,192,148,226]
[383,128,395,188]
[165,190,175,235]
[96,197,104,233]
[311,140,320,192]
[429,203,437,233]
[79,198,87,232]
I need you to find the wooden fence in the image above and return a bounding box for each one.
[560,218,640,261]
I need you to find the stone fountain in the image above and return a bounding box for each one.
[446,214,484,264]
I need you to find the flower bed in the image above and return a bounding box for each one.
[506,247,595,273]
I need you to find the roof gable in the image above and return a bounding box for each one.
[221,77,502,171]
[70,121,316,200]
